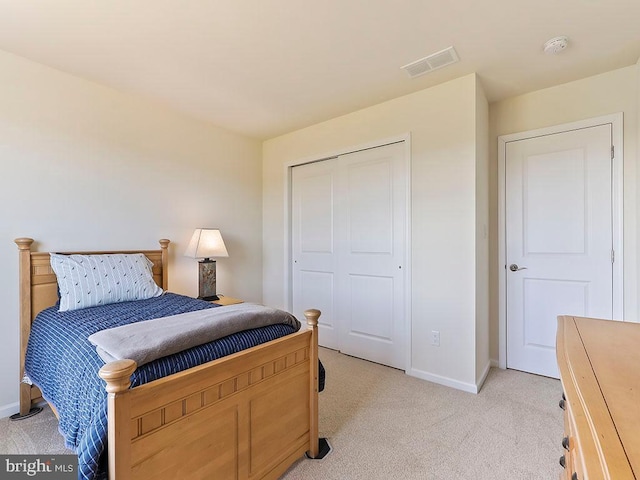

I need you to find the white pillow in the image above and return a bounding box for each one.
[50,253,163,312]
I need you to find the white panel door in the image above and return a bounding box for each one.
[292,158,339,349]
[335,144,406,369]
[505,124,613,378]
[292,142,407,369]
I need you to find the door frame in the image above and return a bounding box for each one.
[283,133,412,371]
[497,113,623,370]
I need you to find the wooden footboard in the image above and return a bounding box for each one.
[99,309,320,480]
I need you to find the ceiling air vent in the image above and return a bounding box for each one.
[401,46,459,78]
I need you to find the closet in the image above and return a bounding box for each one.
[291,142,407,369]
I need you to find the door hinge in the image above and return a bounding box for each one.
[611,250,615,263]
[611,145,615,160]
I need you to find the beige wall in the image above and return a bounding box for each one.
[475,81,490,384]
[489,65,639,362]
[0,50,263,417]
[263,74,489,392]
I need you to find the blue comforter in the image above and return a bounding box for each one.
[24,293,298,480]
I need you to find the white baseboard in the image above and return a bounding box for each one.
[490,359,499,368]
[0,401,19,419]
[475,360,492,393]
[408,368,480,394]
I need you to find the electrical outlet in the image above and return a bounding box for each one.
[431,330,440,346]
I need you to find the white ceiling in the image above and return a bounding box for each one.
[1,1,639,139]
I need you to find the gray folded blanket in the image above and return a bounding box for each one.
[88,303,300,367]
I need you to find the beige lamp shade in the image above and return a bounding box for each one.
[184,229,229,259]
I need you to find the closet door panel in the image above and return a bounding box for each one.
[292,159,339,349]
[337,143,406,369]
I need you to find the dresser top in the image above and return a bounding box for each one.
[559,316,640,479]
[574,317,640,475]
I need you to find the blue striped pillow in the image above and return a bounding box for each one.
[50,253,163,311]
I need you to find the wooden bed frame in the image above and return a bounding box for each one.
[16,238,320,480]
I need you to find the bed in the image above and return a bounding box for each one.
[15,238,321,480]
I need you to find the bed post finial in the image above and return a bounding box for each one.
[15,238,34,250]
[99,359,137,393]
[303,309,320,329]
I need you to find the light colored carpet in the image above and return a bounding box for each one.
[0,347,564,479]
[0,406,71,455]
[282,348,564,479]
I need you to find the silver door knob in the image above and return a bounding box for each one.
[509,264,527,272]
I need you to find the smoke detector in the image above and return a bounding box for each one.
[543,36,569,55]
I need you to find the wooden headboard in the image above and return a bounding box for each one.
[14,237,169,416]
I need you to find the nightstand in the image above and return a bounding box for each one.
[210,295,243,306]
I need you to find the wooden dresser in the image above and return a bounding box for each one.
[556,316,640,479]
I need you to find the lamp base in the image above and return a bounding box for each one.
[199,295,220,301]
[198,259,218,300]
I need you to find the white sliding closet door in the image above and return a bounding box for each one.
[292,158,340,349]
[292,142,407,369]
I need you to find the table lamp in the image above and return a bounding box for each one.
[184,228,229,301]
